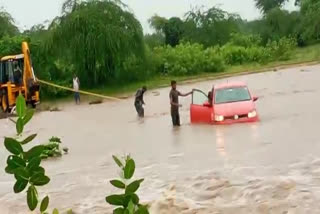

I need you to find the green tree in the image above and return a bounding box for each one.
[148,15,168,34]
[144,33,165,49]
[0,10,19,39]
[254,0,288,14]
[300,0,320,42]
[48,0,145,86]
[148,15,184,47]
[184,7,241,46]
[163,17,184,47]
[0,35,30,57]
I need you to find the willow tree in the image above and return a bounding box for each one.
[300,0,320,42]
[49,0,145,86]
[184,7,241,47]
[0,10,19,39]
[254,0,288,14]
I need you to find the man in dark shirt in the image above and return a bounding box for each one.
[134,86,147,117]
[169,80,192,126]
[14,64,22,86]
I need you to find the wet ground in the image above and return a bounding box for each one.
[1,64,320,213]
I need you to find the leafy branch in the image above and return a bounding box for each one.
[106,155,149,214]
[3,94,60,214]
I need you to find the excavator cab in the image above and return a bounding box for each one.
[0,42,40,112]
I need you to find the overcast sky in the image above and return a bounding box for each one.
[0,0,297,33]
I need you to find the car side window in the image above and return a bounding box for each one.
[192,90,208,105]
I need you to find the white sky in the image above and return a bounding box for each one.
[0,0,297,33]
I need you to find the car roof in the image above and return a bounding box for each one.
[214,81,247,90]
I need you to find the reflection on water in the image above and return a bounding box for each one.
[2,64,320,213]
[250,124,259,141]
[215,127,226,157]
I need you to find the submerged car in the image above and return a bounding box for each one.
[190,81,259,124]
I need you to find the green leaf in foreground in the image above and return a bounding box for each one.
[16,118,24,135]
[106,194,125,206]
[135,205,149,214]
[27,185,38,211]
[110,180,126,189]
[4,138,23,155]
[127,200,134,213]
[14,179,28,193]
[27,157,41,170]
[126,179,144,194]
[30,173,50,186]
[30,166,45,176]
[40,196,49,212]
[7,155,26,169]
[113,155,123,168]
[23,109,35,125]
[22,134,37,145]
[16,94,26,118]
[53,208,59,214]
[14,167,30,181]
[24,145,45,160]
[124,159,135,179]
[113,207,125,214]
[131,194,139,204]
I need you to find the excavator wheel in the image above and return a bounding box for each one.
[1,90,9,113]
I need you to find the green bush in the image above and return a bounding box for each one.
[203,47,226,73]
[266,37,297,60]
[154,43,225,75]
[229,33,262,48]
[220,37,296,65]
[221,44,271,64]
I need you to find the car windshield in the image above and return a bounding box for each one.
[215,87,251,104]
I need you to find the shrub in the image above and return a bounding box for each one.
[229,33,262,48]
[203,47,226,72]
[154,43,226,75]
[220,37,296,65]
[266,37,296,60]
[221,45,250,64]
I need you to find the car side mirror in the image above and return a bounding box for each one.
[253,96,259,102]
[203,101,211,107]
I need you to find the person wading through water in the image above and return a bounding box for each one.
[169,80,192,126]
[134,86,147,117]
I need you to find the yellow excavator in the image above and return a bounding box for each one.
[0,42,40,112]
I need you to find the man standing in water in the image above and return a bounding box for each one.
[135,86,147,117]
[73,74,80,105]
[169,80,192,126]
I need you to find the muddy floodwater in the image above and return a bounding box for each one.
[2,65,320,214]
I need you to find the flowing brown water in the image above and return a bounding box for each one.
[1,65,320,213]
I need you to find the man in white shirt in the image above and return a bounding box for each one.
[73,74,80,104]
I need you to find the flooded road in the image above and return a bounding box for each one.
[1,64,320,213]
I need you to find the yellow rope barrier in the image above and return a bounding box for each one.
[36,79,122,101]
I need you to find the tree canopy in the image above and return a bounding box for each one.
[47,0,145,86]
[254,0,288,14]
[0,10,19,39]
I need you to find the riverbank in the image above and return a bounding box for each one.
[89,44,320,96]
[40,44,320,104]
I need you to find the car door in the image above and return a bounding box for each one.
[190,89,213,123]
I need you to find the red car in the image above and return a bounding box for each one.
[190,81,259,124]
